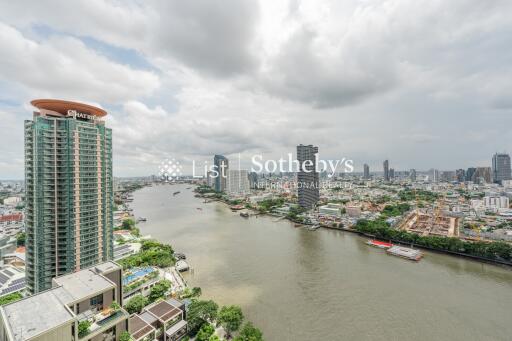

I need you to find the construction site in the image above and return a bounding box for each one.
[399,210,460,237]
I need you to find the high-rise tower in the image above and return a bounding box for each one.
[213,155,229,192]
[492,153,511,184]
[297,145,319,209]
[363,164,370,180]
[25,99,113,293]
[383,160,389,181]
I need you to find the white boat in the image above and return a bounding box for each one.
[175,260,190,272]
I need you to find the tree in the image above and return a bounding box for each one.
[78,320,91,338]
[119,331,132,341]
[196,323,215,341]
[187,300,219,333]
[110,301,121,310]
[122,218,136,230]
[209,335,221,341]
[16,232,26,247]
[218,305,244,337]
[148,280,171,303]
[235,322,263,341]
[125,295,148,314]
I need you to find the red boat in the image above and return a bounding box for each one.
[366,239,393,249]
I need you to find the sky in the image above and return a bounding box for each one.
[0,0,511,179]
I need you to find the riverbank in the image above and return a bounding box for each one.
[193,186,512,268]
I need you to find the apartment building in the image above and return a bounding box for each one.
[0,261,128,341]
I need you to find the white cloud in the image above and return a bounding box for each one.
[0,23,160,104]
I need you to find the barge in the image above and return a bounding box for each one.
[386,246,423,261]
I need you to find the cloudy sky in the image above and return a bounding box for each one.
[0,0,511,178]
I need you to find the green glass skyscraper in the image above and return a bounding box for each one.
[25,99,114,294]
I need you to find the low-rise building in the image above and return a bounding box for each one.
[0,261,129,341]
[135,298,187,341]
[319,203,342,217]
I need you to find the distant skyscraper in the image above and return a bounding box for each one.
[429,169,440,182]
[466,167,476,182]
[440,171,455,182]
[389,168,395,179]
[474,167,492,184]
[455,169,465,183]
[492,153,511,184]
[363,164,370,179]
[410,169,417,181]
[213,155,229,192]
[248,171,258,189]
[383,160,389,181]
[25,99,113,294]
[227,169,250,196]
[297,144,319,209]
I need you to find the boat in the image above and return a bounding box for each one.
[196,207,203,211]
[230,204,244,211]
[137,217,147,223]
[308,225,320,231]
[186,187,191,189]
[386,246,423,261]
[173,191,181,196]
[175,252,186,260]
[294,223,302,228]
[366,239,392,249]
[176,260,190,272]
[240,212,249,218]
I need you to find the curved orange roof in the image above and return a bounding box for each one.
[31,99,107,117]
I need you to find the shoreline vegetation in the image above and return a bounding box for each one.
[193,184,512,268]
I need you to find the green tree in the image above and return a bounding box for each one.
[218,305,244,337]
[209,335,221,341]
[235,322,263,341]
[119,331,132,341]
[125,295,148,314]
[148,280,171,303]
[196,323,215,341]
[187,300,219,334]
[78,320,91,338]
[16,232,26,247]
[122,218,136,230]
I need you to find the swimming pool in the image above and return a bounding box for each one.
[122,267,155,286]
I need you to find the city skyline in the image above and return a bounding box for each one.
[1,1,512,178]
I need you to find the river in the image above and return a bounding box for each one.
[132,183,512,341]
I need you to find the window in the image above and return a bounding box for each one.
[90,293,103,308]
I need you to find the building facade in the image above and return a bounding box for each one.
[25,99,114,294]
[363,164,370,180]
[227,169,250,196]
[492,153,511,184]
[297,145,319,209]
[213,155,229,192]
[383,160,389,181]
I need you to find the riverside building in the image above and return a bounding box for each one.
[25,99,114,294]
[297,144,319,209]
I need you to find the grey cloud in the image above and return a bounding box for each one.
[147,0,260,77]
[261,27,396,108]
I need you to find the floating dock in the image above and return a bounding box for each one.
[386,246,423,261]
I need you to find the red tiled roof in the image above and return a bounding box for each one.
[0,213,22,223]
